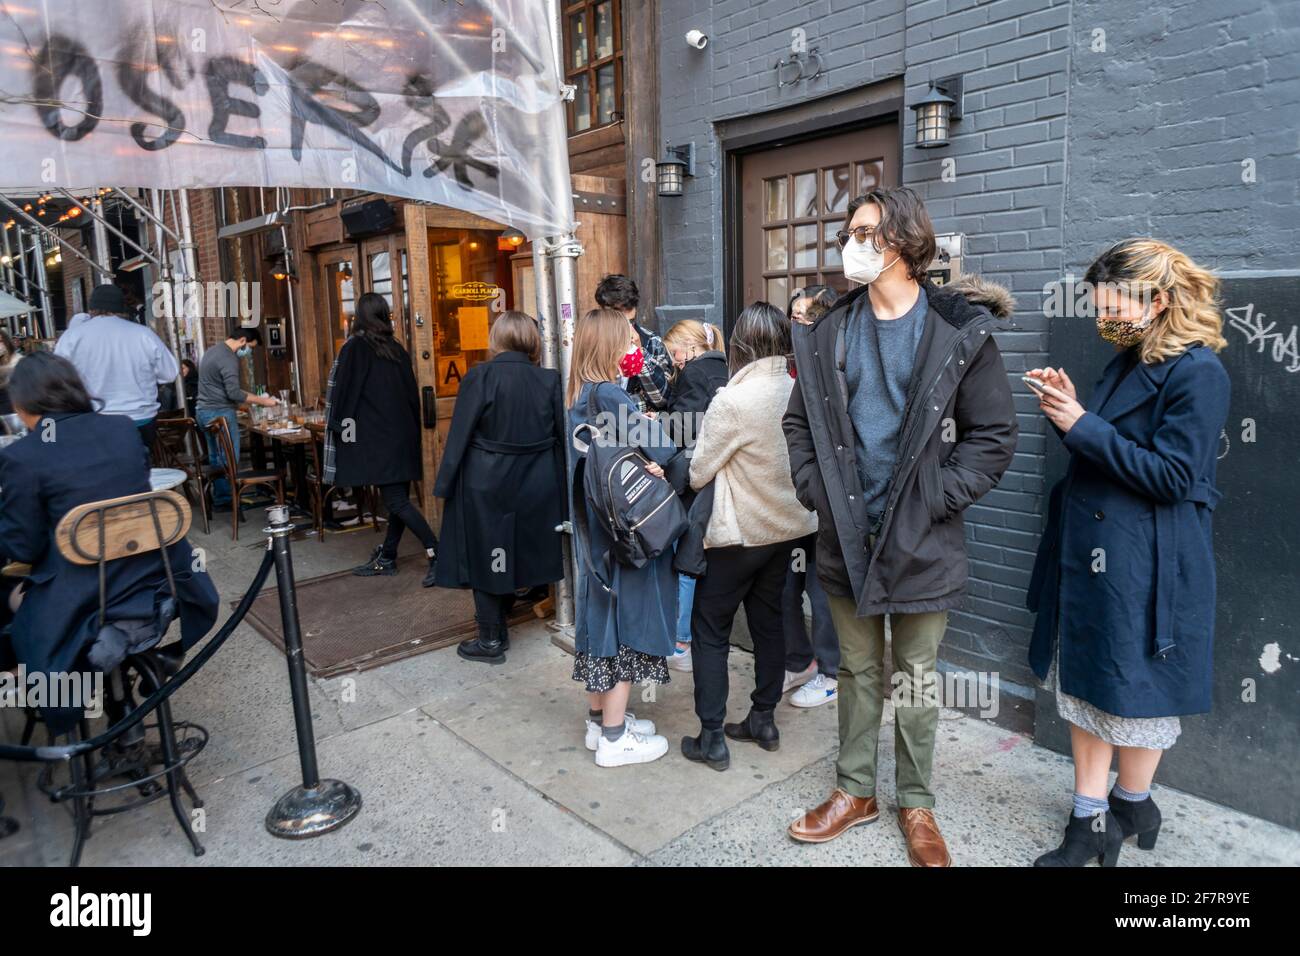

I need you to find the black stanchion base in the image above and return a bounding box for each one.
[265,779,362,839]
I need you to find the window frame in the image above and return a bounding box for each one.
[562,0,624,136]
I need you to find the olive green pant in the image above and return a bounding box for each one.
[826,593,948,809]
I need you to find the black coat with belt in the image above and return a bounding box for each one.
[0,412,219,732]
[783,276,1018,615]
[327,335,423,488]
[433,352,566,594]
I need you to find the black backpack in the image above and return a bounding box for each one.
[571,384,688,595]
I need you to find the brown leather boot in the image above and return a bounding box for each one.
[787,788,879,843]
[897,808,952,867]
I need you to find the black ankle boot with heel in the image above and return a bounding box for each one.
[724,708,780,752]
[1109,789,1162,850]
[1034,810,1124,867]
[681,727,730,771]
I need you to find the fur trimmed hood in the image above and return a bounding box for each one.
[944,274,1016,320]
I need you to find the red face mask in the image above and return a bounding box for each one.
[619,347,645,378]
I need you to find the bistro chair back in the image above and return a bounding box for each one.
[153,417,212,534]
[205,414,285,541]
[40,490,210,865]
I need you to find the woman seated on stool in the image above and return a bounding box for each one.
[0,353,218,737]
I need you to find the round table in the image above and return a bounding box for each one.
[149,467,188,491]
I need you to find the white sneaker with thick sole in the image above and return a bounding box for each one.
[585,713,656,752]
[668,644,693,673]
[783,662,818,694]
[790,672,838,708]
[594,726,670,767]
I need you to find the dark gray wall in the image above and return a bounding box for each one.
[656,0,1298,825]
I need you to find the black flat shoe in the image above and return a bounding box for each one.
[1034,810,1124,866]
[1109,789,1162,850]
[681,727,730,771]
[352,546,397,577]
[724,708,780,752]
[458,626,506,665]
[422,555,438,588]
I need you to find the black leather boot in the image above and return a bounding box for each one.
[1034,811,1124,867]
[352,546,397,577]
[1109,789,1162,850]
[681,727,730,771]
[421,553,438,588]
[724,707,780,752]
[457,624,505,665]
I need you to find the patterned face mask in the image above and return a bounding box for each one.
[1095,309,1153,348]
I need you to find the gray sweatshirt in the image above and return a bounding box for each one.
[196,342,246,411]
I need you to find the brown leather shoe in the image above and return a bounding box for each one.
[897,808,952,867]
[788,788,879,843]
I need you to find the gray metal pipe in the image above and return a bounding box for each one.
[56,188,158,265]
[0,196,112,281]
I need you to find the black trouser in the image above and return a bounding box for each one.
[137,420,158,466]
[782,533,840,678]
[472,590,516,629]
[690,541,793,731]
[378,482,438,556]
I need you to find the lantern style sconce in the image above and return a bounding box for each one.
[656,143,696,198]
[911,76,963,148]
[499,227,526,249]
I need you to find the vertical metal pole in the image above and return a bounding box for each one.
[533,239,574,628]
[91,203,112,276]
[549,236,582,630]
[150,189,188,415]
[264,504,362,838]
[13,227,31,336]
[31,237,53,338]
[280,188,304,401]
[177,189,204,359]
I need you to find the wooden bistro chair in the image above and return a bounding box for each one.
[204,415,285,541]
[41,490,210,865]
[153,416,213,534]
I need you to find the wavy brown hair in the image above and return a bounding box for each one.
[845,186,936,283]
[567,308,632,407]
[1084,238,1227,364]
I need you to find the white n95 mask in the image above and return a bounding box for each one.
[842,240,898,285]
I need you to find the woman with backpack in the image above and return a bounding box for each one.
[680,302,818,771]
[568,308,690,768]
[660,319,727,673]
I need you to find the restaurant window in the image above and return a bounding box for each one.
[563,0,622,135]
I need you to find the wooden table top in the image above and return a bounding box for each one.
[248,421,316,444]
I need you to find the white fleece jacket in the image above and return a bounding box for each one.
[689,355,818,549]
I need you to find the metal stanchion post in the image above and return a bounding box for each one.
[263,504,362,838]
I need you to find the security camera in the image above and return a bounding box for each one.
[685,30,709,50]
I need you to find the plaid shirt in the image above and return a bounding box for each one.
[322,354,340,483]
[626,323,673,413]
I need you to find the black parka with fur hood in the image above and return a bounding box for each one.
[782,276,1018,616]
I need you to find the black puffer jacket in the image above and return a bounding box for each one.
[783,276,1018,615]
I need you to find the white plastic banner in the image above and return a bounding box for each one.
[0,0,575,238]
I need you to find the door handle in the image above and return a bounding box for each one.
[422,386,436,429]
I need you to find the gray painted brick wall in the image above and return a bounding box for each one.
[655,0,1292,695]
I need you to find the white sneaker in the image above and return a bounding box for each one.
[783,662,818,694]
[585,713,657,751]
[594,726,670,767]
[790,672,838,708]
[668,644,693,673]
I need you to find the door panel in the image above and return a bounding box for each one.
[741,123,900,310]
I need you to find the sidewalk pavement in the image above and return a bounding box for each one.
[2,513,1297,867]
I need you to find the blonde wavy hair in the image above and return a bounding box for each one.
[1083,238,1227,364]
[662,320,723,376]
[567,308,632,407]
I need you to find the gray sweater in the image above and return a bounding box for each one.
[844,287,927,518]
[196,343,246,411]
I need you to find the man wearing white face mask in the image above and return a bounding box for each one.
[782,186,1017,865]
[195,324,279,512]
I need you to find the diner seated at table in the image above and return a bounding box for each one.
[0,353,219,736]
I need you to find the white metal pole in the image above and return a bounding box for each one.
[177,188,204,358]
[31,237,53,338]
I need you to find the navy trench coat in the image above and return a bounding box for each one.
[1027,345,1230,718]
[569,382,689,660]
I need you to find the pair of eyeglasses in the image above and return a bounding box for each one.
[835,226,879,250]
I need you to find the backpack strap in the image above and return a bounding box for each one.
[571,392,616,596]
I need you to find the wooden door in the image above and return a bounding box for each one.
[740,123,900,309]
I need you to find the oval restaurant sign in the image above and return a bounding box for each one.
[451,281,501,301]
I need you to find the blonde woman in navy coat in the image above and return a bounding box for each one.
[1026,239,1230,866]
